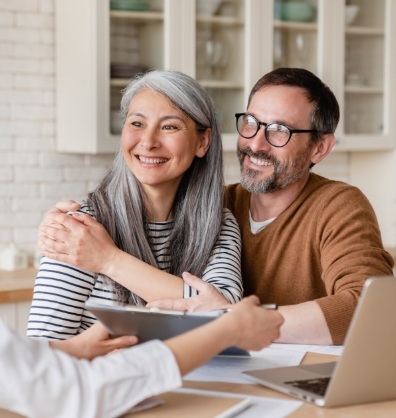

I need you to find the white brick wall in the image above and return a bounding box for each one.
[0,0,351,262]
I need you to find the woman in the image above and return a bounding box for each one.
[28,70,242,340]
[4,297,283,418]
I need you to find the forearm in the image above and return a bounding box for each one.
[2,329,181,418]
[276,301,333,345]
[27,257,95,339]
[164,316,237,375]
[105,249,184,301]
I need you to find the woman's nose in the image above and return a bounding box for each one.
[139,127,161,150]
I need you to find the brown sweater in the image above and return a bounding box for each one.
[225,173,394,344]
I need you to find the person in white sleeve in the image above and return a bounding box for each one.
[1,295,283,418]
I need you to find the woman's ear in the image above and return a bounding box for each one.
[310,133,336,165]
[195,128,212,158]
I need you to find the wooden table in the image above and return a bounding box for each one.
[1,342,396,417]
[125,352,396,417]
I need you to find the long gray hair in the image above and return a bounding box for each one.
[87,70,224,305]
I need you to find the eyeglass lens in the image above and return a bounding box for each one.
[236,114,291,147]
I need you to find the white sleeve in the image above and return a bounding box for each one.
[0,321,182,418]
[183,208,243,302]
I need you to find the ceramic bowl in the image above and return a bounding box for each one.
[345,5,360,25]
[280,2,315,22]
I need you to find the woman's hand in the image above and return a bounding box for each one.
[49,323,138,360]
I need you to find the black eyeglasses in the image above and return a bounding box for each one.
[235,113,319,148]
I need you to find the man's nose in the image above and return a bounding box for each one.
[242,127,271,153]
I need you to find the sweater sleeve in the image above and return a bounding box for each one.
[314,183,394,343]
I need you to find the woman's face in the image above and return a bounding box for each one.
[121,90,211,195]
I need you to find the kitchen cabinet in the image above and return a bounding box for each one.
[55,0,396,153]
[272,0,396,150]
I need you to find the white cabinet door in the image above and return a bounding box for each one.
[55,0,396,153]
[271,0,396,150]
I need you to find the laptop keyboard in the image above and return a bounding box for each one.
[284,377,330,396]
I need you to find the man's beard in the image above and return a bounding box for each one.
[237,145,312,194]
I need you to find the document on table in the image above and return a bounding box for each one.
[184,347,305,384]
[175,387,303,418]
[268,342,344,356]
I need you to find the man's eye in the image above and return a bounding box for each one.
[131,121,143,128]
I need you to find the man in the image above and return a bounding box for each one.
[149,68,393,345]
[0,296,282,418]
[38,68,393,346]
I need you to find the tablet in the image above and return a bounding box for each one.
[85,300,249,356]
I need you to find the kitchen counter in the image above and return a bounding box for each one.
[0,268,37,303]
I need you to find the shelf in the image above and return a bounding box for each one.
[110,10,163,21]
[199,80,244,89]
[345,26,385,36]
[345,85,383,94]
[274,20,317,31]
[196,15,243,26]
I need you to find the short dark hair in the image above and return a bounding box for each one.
[248,67,340,141]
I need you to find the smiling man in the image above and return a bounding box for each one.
[225,67,393,345]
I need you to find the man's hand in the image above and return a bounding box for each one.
[146,272,229,312]
[38,201,121,276]
[49,323,138,360]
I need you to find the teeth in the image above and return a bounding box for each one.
[250,156,273,166]
[139,156,168,164]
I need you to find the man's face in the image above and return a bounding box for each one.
[237,85,316,194]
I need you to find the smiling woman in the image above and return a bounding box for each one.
[28,70,243,341]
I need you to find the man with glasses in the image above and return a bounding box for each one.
[149,67,393,345]
[223,67,393,345]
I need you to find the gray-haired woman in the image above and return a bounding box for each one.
[29,70,242,340]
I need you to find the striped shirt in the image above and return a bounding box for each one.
[27,208,242,340]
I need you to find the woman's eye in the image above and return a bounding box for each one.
[162,124,178,131]
[130,121,143,128]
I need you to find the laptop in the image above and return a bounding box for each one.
[243,276,396,407]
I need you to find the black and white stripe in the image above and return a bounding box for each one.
[27,208,242,340]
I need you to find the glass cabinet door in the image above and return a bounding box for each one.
[195,0,245,141]
[109,0,164,136]
[343,0,385,136]
[272,0,318,73]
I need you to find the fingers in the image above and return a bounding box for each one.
[54,200,81,213]
[182,272,211,292]
[146,298,189,311]
[107,335,138,350]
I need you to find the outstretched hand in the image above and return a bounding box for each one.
[146,272,230,312]
[49,323,138,360]
[221,295,284,351]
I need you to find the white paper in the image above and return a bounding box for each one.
[269,343,344,356]
[175,387,303,418]
[184,348,305,384]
